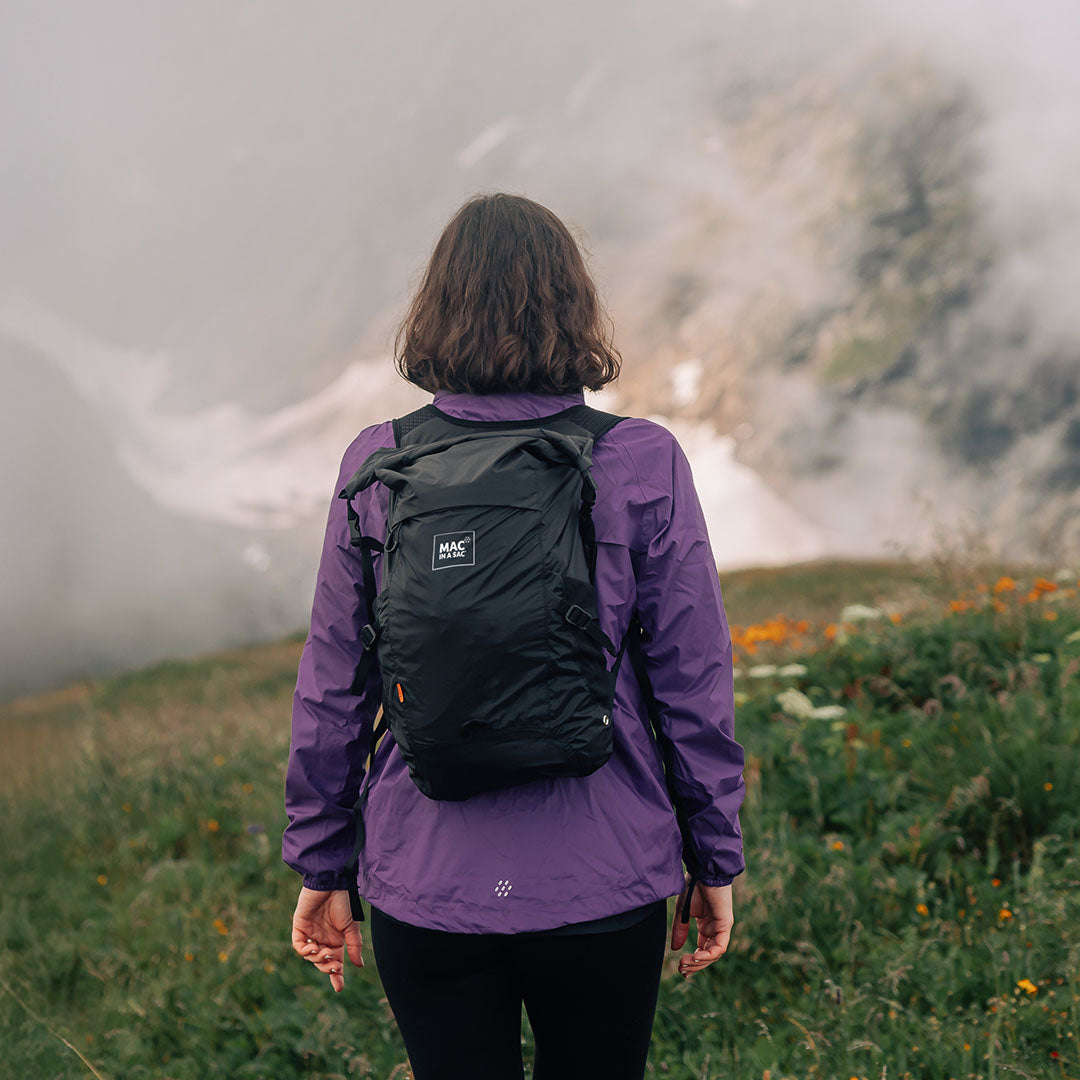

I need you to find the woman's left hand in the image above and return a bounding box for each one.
[290,887,365,993]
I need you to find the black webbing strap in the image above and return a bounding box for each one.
[625,611,700,924]
[344,709,388,922]
[349,536,384,695]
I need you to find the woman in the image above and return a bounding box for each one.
[282,192,746,1080]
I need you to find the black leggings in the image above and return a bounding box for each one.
[368,902,669,1080]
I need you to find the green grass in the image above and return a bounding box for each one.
[1,558,1077,1078]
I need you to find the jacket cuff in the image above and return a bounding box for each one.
[698,869,742,887]
[301,869,356,892]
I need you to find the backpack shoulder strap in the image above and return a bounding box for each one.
[392,404,441,446]
[557,403,627,442]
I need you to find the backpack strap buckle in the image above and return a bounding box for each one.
[360,623,379,650]
[564,604,592,629]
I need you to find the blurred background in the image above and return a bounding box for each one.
[2,0,1078,698]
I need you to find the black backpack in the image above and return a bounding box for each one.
[336,402,700,923]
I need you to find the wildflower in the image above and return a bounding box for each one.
[1032,578,1058,595]
[950,599,971,613]
[1032,652,1052,662]
[1053,568,1075,582]
[1065,629,1080,645]
[998,908,1013,921]
[840,604,884,621]
[901,738,912,748]
[206,819,220,833]
[241,782,254,794]
[218,951,229,964]
[96,874,108,886]
[889,612,902,624]
[1045,782,1053,791]
[214,755,226,767]
[264,962,276,974]
[813,704,847,719]
[993,577,1017,594]
[1044,610,1058,620]
[963,1043,970,1051]
[1017,978,1037,995]
[824,623,838,641]
[184,952,194,962]
[122,802,132,813]
[748,664,778,678]
[916,903,929,916]
[832,840,844,851]
[776,687,817,719]
[213,919,229,936]
[778,663,808,676]
[992,878,1001,887]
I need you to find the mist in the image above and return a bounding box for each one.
[2,0,1078,700]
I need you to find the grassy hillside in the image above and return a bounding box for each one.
[1,556,1077,1079]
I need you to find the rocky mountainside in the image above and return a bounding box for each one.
[609,44,1078,565]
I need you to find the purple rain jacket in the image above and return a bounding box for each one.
[282,387,746,934]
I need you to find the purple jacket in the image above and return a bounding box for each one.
[282,387,746,933]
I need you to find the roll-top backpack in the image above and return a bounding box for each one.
[336,401,701,924]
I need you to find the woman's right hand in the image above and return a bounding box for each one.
[670,874,734,978]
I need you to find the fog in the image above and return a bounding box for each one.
[2,0,1077,700]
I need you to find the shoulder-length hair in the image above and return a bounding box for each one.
[393,192,621,394]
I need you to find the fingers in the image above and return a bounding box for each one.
[669,888,691,951]
[677,923,734,979]
[344,923,365,969]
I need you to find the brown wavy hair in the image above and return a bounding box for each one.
[393,193,621,394]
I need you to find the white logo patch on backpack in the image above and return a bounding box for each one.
[432,530,475,570]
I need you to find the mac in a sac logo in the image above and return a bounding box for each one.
[432,530,475,570]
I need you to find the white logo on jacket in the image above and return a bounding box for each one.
[494,879,513,898]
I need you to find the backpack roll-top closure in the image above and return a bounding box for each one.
[341,429,596,500]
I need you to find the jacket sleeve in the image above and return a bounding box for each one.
[281,438,383,891]
[630,424,746,887]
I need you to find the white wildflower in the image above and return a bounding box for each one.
[840,604,884,622]
[777,687,817,719]
[813,704,848,719]
[748,664,778,678]
[778,663,808,677]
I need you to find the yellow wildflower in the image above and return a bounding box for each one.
[96,874,108,886]
[218,951,229,963]
[998,908,1013,921]
[916,903,929,916]
[1017,978,1037,995]
[214,755,226,767]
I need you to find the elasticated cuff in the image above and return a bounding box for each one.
[301,869,355,892]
